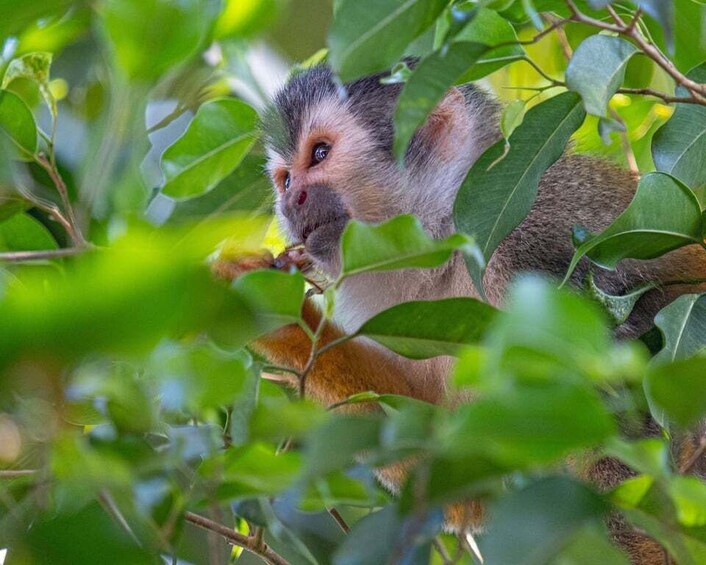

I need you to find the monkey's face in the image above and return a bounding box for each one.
[266,96,401,271]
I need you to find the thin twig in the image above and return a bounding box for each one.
[433,537,453,565]
[327,507,350,533]
[0,247,89,262]
[608,106,638,174]
[184,511,289,565]
[0,470,37,478]
[99,490,142,547]
[566,0,706,102]
[35,153,85,246]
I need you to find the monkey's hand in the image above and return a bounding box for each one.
[211,247,313,283]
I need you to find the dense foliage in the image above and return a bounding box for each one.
[1,1,706,563]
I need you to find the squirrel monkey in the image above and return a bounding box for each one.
[215,64,706,562]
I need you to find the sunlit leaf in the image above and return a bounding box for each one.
[2,52,57,120]
[161,98,259,199]
[566,35,638,116]
[98,0,215,82]
[356,298,497,359]
[340,215,475,278]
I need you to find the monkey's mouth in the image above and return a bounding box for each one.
[301,216,349,243]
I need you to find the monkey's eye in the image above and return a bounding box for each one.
[283,172,291,191]
[312,143,330,165]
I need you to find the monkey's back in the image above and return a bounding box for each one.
[484,153,706,338]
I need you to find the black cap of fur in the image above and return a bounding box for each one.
[261,64,406,159]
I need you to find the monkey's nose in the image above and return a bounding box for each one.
[296,190,307,206]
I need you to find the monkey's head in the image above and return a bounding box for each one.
[262,64,496,273]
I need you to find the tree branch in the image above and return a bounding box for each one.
[565,0,706,103]
[0,247,89,262]
[184,511,289,565]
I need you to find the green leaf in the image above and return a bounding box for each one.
[548,524,630,565]
[562,173,703,285]
[479,478,609,565]
[98,0,215,82]
[161,98,259,199]
[652,63,706,193]
[214,0,281,39]
[328,0,447,82]
[566,35,639,117]
[204,443,302,499]
[501,99,526,140]
[393,42,488,159]
[586,272,658,325]
[21,502,155,565]
[653,293,706,362]
[453,7,525,81]
[454,92,585,295]
[2,52,56,120]
[232,270,306,333]
[0,89,37,158]
[647,357,706,427]
[0,0,74,40]
[668,475,706,527]
[447,382,615,465]
[340,215,474,278]
[0,213,58,251]
[355,298,497,359]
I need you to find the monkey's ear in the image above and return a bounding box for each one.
[416,88,471,158]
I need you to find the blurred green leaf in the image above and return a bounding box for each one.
[447,382,615,466]
[0,231,257,366]
[0,213,58,251]
[215,0,281,38]
[566,35,638,116]
[328,0,447,81]
[340,215,474,278]
[479,478,609,565]
[18,502,156,564]
[356,297,497,359]
[563,173,703,283]
[304,415,382,476]
[393,41,488,159]
[0,0,74,41]
[161,98,259,199]
[647,356,706,427]
[653,293,706,362]
[653,63,706,193]
[0,89,37,158]
[98,0,214,82]
[233,269,306,334]
[205,443,302,499]
[454,93,585,295]
[669,476,706,527]
[548,523,630,565]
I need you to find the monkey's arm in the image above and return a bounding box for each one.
[252,299,416,407]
